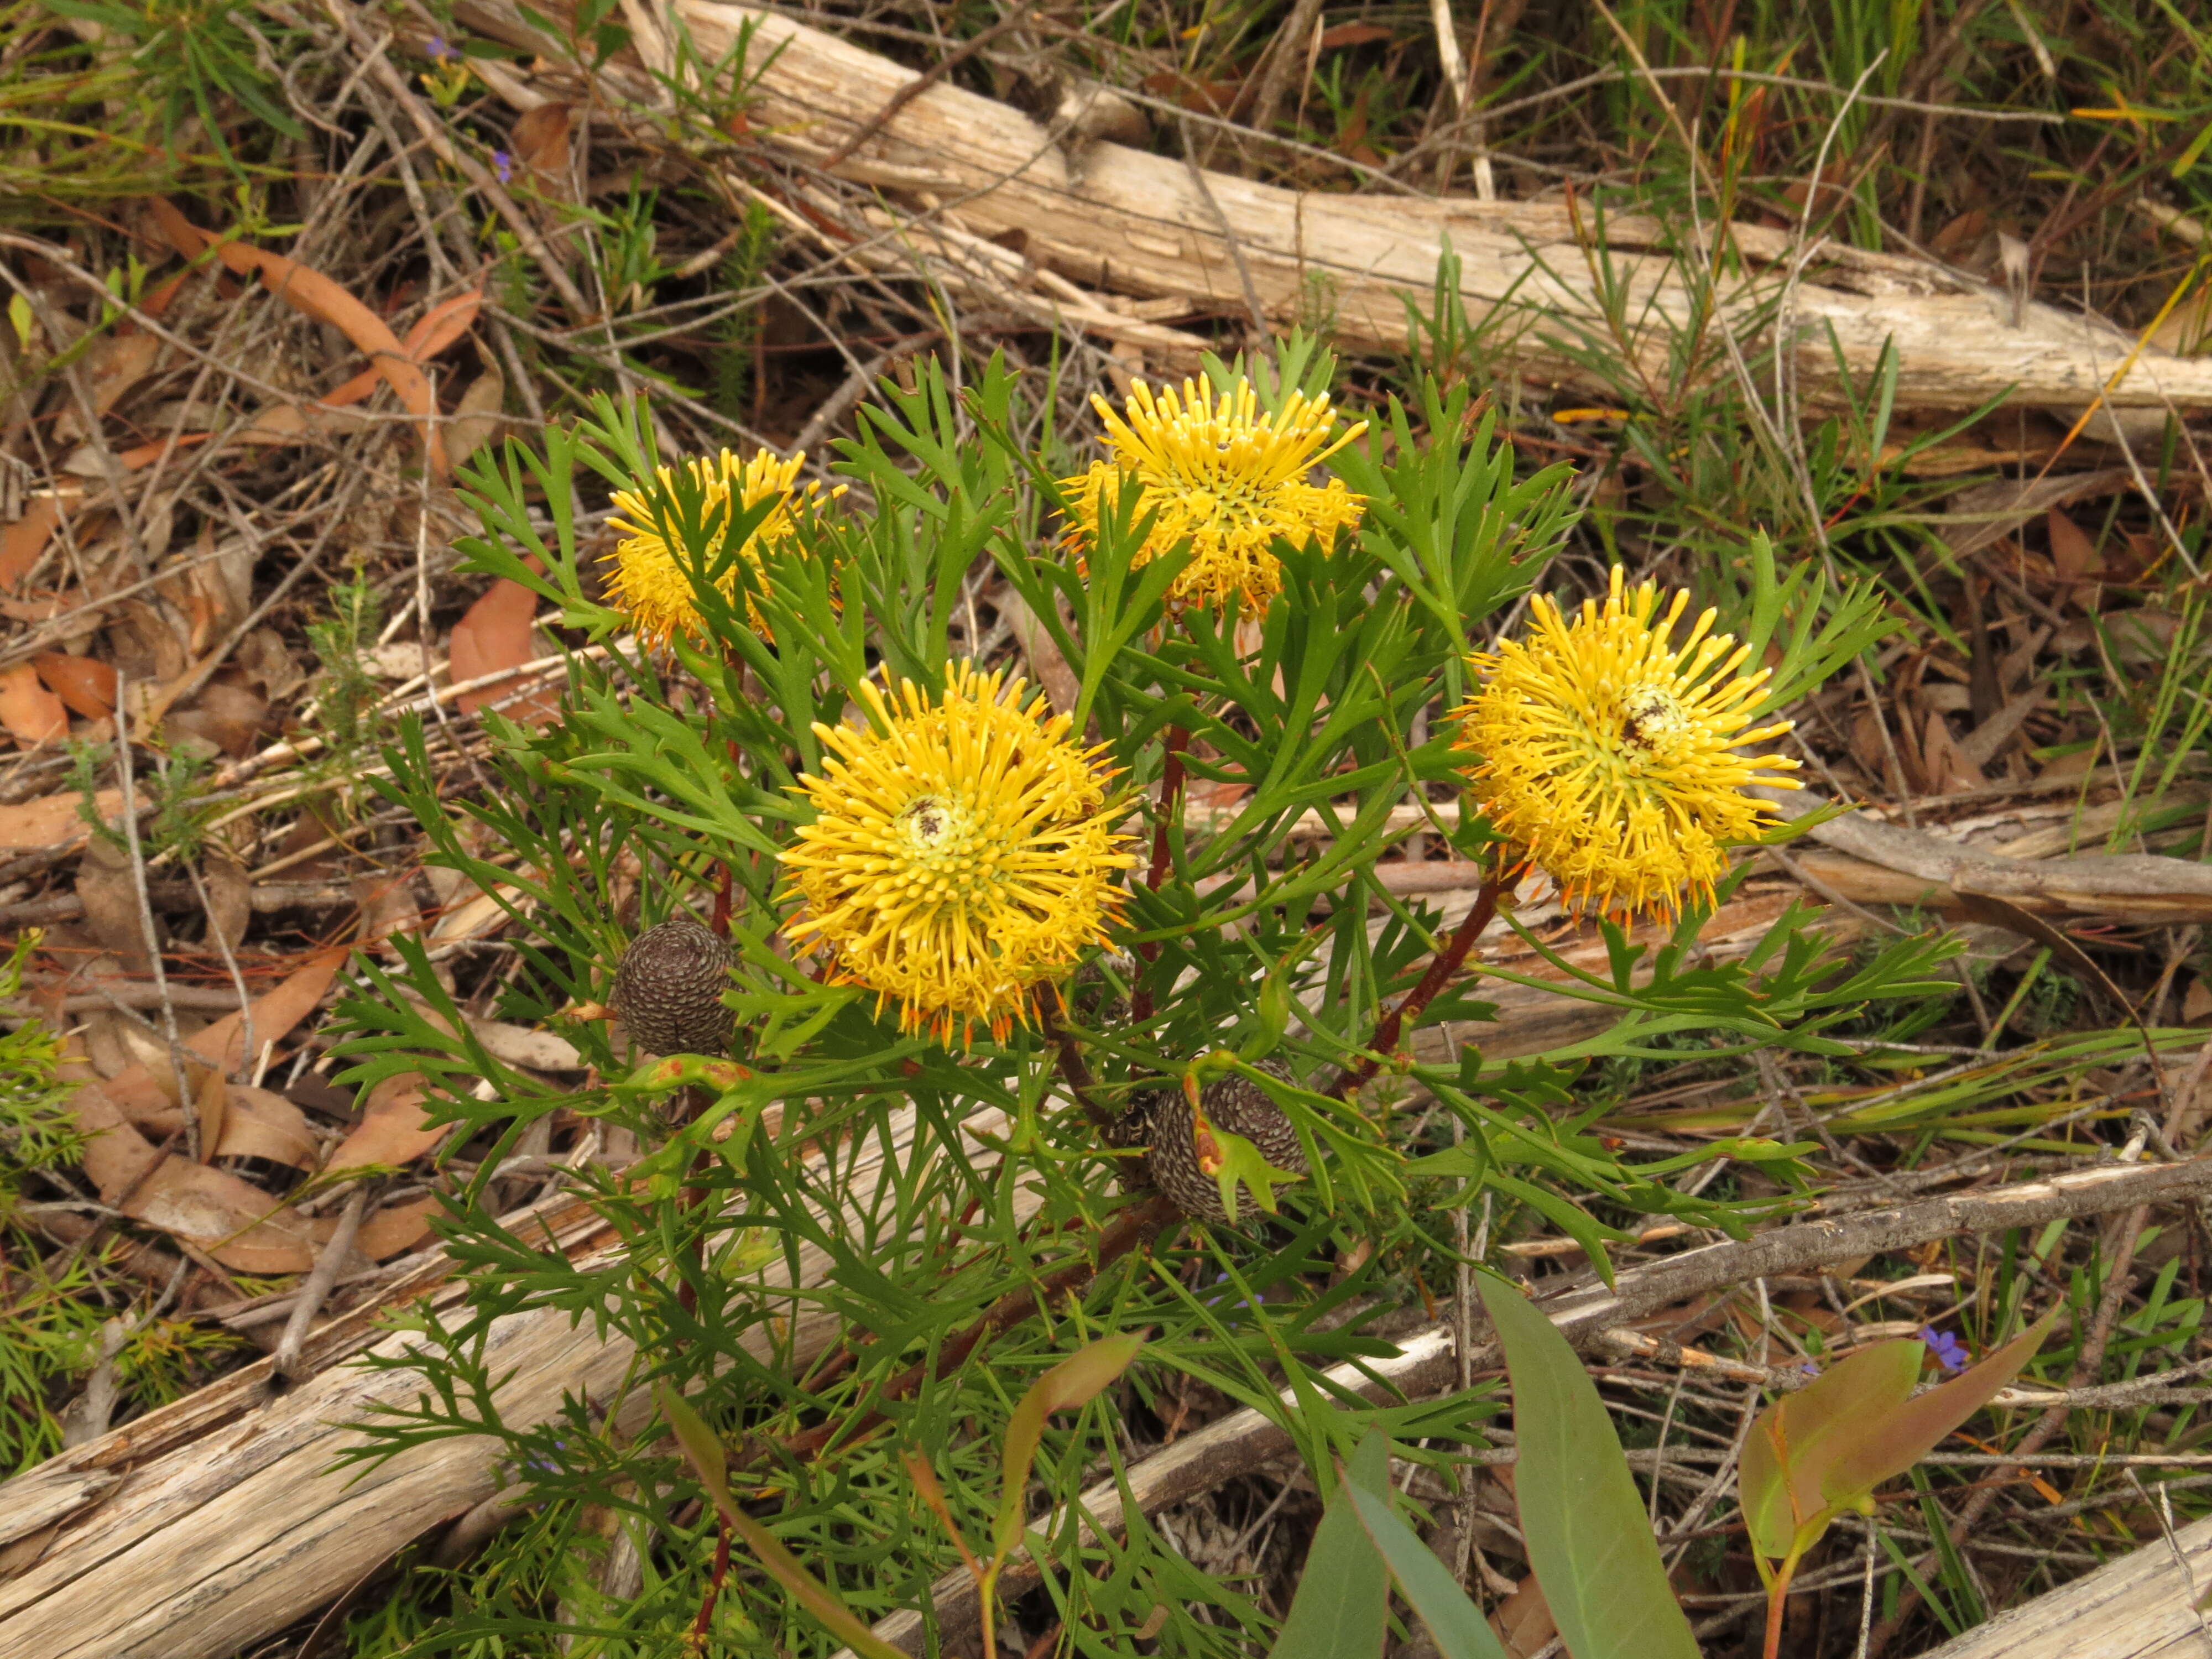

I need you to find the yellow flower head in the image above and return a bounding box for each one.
[780,661,1136,1046]
[1453,568,1802,923]
[1059,376,1367,613]
[604,448,840,645]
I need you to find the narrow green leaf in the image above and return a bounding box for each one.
[1477,1275,1700,1659]
[719,1503,911,1659]
[993,1333,1147,1562]
[1269,1430,1392,1659]
[655,1381,736,1520]
[657,1384,906,1659]
[1342,1483,1513,1659]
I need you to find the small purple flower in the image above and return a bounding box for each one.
[1920,1326,1968,1374]
[492,150,513,185]
[426,34,456,60]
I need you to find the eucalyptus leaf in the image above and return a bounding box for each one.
[1478,1274,1701,1659]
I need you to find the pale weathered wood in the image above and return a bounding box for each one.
[0,1107,1020,1659]
[1914,1516,2212,1658]
[587,1,2212,415]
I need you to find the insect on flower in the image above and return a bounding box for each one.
[1453,566,1801,923]
[779,661,1136,1046]
[1058,375,1366,613]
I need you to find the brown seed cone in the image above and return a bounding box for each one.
[1139,1057,1310,1223]
[612,914,735,1056]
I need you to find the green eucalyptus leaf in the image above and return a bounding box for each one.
[1269,1428,1392,1659]
[1478,1275,1700,1659]
[1740,1313,2056,1565]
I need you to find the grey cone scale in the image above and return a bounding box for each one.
[612,914,735,1056]
[1134,1057,1310,1223]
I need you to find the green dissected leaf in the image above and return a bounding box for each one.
[1269,1428,1391,1659]
[1477,1275,1700,1659]
[1740,1313,2056,1566]
[658,1383,906,1659]
[992,1333,1147,1563]
[1484,1176,1635,1287]
[1341,1481,1512,1659]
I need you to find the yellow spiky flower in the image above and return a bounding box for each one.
[1059,377,1367,613]
[779,661,1136,1046]
[1453,568,1802,924]
[603,448,840,645]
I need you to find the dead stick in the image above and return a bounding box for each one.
[273,1187,368,1386]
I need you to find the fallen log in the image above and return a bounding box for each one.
[0,1105,1026,1659]
[456,0,2212,415]
[1913,1514,2212,1658]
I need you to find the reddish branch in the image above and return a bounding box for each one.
[691,1518,732,1644]
[1040,1000,1120,1131]
[1128,728,1189,1023]
[1329,868,1502,1101]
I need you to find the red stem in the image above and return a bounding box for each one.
[1129,728,1188,1023]
[691,1516,732,1645]
[1329,868,1502,1101]
[1144,728,1188,893]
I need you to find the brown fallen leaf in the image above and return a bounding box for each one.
[1492,1570,1558,1659]
[149,199,448,479]
[124,1157,332,1274]
[97,945,351,1130]
[324,1074,449,1173]
[74,838,149,971]
[166,681,268,758]
[317,287,484,409]
[448,577,556,725]
[0,786,125,852]
[82,331,161,422]
[0,496,63,588]
[510,101,575,195]
[70,1081,436,1269]
[211,1084,318,1170]
[2046,508,2099,607]
[191,1068,229,1167]
[0,661,67,745]
[199,849,251,957]
[445,366,508,471]
[112,432,215,469]
[32,653,117,719]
